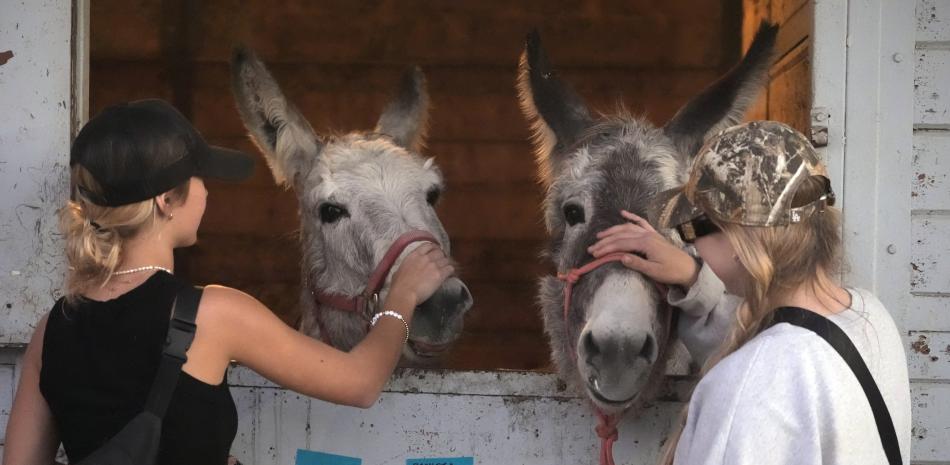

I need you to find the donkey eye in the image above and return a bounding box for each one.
[318,203,349,223]
[426,188,441,206]
[563,203,585,226]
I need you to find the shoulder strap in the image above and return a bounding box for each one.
[143,285,202,417]
[772,307,902,465]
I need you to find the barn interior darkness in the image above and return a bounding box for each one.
[90,0,759,370]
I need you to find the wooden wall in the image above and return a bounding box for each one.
[90,0,743,370]
[742,0,812,132]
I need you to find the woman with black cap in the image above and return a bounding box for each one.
[3,99,453,465]
[587,121,910,465]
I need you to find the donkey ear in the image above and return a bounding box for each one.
[230,46,323,188]
[517,30,593,185]
[375,66,430,153]
[663,21,778,159]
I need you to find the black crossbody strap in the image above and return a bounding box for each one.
[143,286,202,417]
[772,307,902,465]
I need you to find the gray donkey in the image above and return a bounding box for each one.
[518,23,777,415]
[231,48,473,361]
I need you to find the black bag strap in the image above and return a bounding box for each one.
[771,306,902,465]
[143,285,202,417]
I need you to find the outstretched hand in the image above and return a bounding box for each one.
[588,210,699,288]
[389,243,455,308]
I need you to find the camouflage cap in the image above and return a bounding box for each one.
[654,120,834,229]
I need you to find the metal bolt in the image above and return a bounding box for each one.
[892,53,904,63]
[887,244,897,254]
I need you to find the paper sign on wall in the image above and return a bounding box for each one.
[406,458,474,465]
[295,449,362,465]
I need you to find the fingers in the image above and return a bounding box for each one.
[620,210,657,233]
[588,233,650,257]
[620,253,656,274]
[596,222,645,238]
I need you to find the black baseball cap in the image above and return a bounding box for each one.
[70,99,254,206]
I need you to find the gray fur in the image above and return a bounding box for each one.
[375,66,431,153]
[231,49,472,361]
[520,25,776,414]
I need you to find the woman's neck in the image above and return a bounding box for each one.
[115,231,175,272]
[769,272,852,316]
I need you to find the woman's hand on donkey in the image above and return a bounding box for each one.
[588,210,699,288]
[389,243,455,310]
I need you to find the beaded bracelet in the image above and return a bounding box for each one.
[370,310,409,344]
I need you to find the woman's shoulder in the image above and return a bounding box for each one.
[698,324,844,401]
[194,284,276,333]
[200,284,257,303]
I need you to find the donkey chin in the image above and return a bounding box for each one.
[576,273,662,413]
[403,277,473,362]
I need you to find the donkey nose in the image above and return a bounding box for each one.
[582,330,656,366]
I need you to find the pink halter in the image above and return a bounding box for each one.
[310,230,439,346]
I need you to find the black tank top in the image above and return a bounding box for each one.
[40,271,237,464]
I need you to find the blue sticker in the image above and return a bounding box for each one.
[406,458,474,465]
[295,449,362,465]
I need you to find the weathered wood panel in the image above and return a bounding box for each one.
[908,294,950,332]
[917,0,950,42]
[187,1,726,67]
[911,382,950,462]
[772,0,807,26]
[89,0,162,60]
[912,132,950,210]
[0,348,23,451]
[768,41,812,134]
[743,0,812,135]
[441,331,551,371]
[228,368,681,465]
[911,213,950,294]
[908,331,950,380]
[914,49,950,126]
[910,3,950,461]
[0,0,73,345]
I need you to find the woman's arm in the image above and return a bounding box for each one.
[3,313,60,465]
[199,243,452,408]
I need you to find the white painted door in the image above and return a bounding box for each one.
[811,0,950,462]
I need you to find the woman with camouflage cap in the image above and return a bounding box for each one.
[588,121,910,465]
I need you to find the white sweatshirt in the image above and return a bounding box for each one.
[668,265,912,465]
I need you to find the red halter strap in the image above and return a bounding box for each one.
[556,252,672,465]
[557,253,629,327]
[310,230,440,345]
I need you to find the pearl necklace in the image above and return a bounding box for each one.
[112,265,172,276]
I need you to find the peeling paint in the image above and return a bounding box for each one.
[0,50,12,66]
[912,335,931,355]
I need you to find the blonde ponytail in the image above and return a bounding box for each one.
[60,165,188,303]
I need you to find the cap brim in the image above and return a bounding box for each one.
[197,145,256,182]
[651,187,704,230]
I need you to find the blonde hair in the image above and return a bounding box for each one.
[659,176,844,464]
[60,165,189,303]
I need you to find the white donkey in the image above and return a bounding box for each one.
[231,48,473,361]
